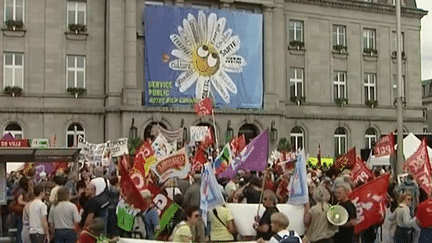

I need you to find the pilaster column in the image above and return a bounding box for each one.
[263,7,276,109]
[273,5,285,104]
[125,0,137,88]
[175,0,184,6]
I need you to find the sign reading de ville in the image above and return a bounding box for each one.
[0,139,30,147]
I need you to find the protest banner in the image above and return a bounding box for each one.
[119,156,148,210]
[151,148,191,181]
[152,125,184,143]
[351,157,374,186]
[108,138,129,157]
[77,136,109,164]
[374,133,395,157]
[152,134,174,159]
[349,174,390,234]
[190,126,211,143]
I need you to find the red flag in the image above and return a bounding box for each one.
[230,134,246,157]
[349,174,390,234]
[119,156,148,210]
[374,133,395,157]
[334,148,356,171]
[403,138,432,195]
[194,98,213,116]
[351,157,374,187]
[416,199,432,228]
[133,141,154,177]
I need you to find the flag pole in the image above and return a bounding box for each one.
[396,0,404,176]
[211,110,220,154]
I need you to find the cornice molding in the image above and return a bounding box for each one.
[284,0,428,19]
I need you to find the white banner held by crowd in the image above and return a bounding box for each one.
[78,136,109,164]
[108,138,129,157]
[190,126,210,143]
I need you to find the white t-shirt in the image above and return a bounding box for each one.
[90,177,110,196]
[269,230,302,243]
[29,199,48,234]
[50,185,61,202]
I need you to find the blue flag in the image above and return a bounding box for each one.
[288,149,309,205]
[200,163,225,227]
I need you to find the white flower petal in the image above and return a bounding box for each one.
[169,59,194,71]
[224,55,247,67]
[209,17,226,46]
[195,76,211,100]
[183,19,197,48]
[214,29,232,50]
[219,35,241,58]
[170,34,193,57]
[198,11,207,42]
[217,70,237,94]
[187,14,201,45]
[223,66,243,73]
[178,72,199,92]
[171,49,192,62]
[207,13,217,44]
[178,26,193,49]
[211,75,230,103]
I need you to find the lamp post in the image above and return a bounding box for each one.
[226,120,234,142]
[396,0,404,175]
[271,121,278,142]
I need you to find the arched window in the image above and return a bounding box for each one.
[4,123,23,139]
[334,127,348,156]
[365,128,378,149]
[238,124,259,144]
[144,122,167,142]
[67,123,85,147]
[290,126,305,150]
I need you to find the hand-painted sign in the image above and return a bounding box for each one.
[143,5,263,108]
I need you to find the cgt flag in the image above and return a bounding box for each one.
[403,138,432,195]
[349,173,390,234]
[119,156,148,211]
[333,148,356,171]
[374,133,395,157]
[351,157,374,187]
[194,97,213,116]
[219,130,269,179]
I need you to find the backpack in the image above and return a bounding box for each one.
[273,231,300,243]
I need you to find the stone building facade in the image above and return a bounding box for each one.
[0,0,427,157]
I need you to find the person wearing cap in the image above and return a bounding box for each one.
[141,190,160,240]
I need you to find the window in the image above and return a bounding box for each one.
[365,128,377,149]
[290,126,305,150]
[67,1,86,25]
[289,68,304,97]
[67,123,85,147]
[333,25,346,47]
[3,53,24,88]
[393,74,406,99]
[424,127,428,133]
[333,71,347,99]
[363,28,376,50]
[4,0,24,22]
[4,123,23,139]
[289,20,303,42]
[392,31,405,52]
[364,73,376,101]
[334,127,347,156]
[67,56,85,88]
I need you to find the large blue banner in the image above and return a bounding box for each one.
[143,5,263,109]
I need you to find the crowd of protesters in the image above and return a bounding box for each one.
[3,154,432,243]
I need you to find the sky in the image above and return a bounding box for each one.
[418,0,432,81]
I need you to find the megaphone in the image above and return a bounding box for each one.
[327,205,349,226]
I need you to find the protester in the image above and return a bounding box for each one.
[169,206,201,242]
[276,171,291,203]
[209,205,237,241]
[257,212,302,243]
[64,172,80,203]
[48,186,81,243]
[389,192,417,243]
[304,186,337,243]
[182,174,201,208]
[333,183,357,243]
[79,183,104,230]
[29,184,49,243]
[21,193,35,243]
[10,176,31,243]
[77,217,110,243]
[141,190,160,240]
[397,174,419,217]
[254,190,279,241]
[50,175,65,203]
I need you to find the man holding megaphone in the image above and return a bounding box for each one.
[333,184,357,243]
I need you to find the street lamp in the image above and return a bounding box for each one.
[129,118,137,140]
[271,121,278,141]
[226,120,234,140]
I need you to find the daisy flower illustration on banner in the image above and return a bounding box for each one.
[169,11,247,104]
